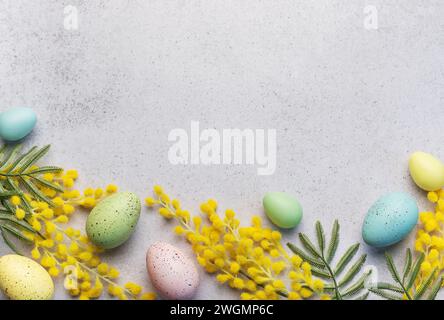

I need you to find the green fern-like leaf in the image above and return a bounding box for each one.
[1,224,33,243]
[298,233,322,258]
[287,220,369,300]
[427,276,443,300]
[20,176,53,205]
[334,243,359,275]
[315,221,325,256]
[326,220,339,263]
[338,254,367,287]
[0,213,37,234]
[0,191,18,198]
[405,253,424,290]
[369,288,402,300]
[385,252,402,284]
[1,227,20,254]
[414,269,436,300]
[27,166,63,175]
[286,243,325,268]
[0,144,61,252]
[375,282,403,293]
[310,266,332,279]
[371,252,441,300]
[355,292,369,300]
[31,175,63,192]
[17,145,51,174]
[342,270,372,298]
[0,145,22,171]
[402,249,412,284]
[6,146,37,174]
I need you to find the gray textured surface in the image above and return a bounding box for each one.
[0,0,443,300]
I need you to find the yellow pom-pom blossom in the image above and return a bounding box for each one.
[415,188,444,286]
[15,208,26,220]
[5,168,155,300]
[10,195,21,206]
[147,186,325,300]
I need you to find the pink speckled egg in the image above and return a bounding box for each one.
[146,242,199,300]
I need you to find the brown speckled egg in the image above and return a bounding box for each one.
[146,242,199,299]
[0,254,54,300]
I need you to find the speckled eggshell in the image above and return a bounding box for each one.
[362,192,419,248]
[86,192,141,249]
[146,242,199,300]
[0,254,54,300]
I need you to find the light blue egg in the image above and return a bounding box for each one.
[0,107,37,142]
[362,192,418,248]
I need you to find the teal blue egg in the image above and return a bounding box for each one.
[263,192,303,229]
[0,107,37,142]
[362,192,418,248]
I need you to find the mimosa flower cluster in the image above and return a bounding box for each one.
[146,186,328,300]
[415,190,444,285]
[10,168,155,300]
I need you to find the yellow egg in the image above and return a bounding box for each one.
[0,254,54,300]
[409,151,444,191]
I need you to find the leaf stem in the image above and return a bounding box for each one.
[399,281,413,300]
[319,252,342,300]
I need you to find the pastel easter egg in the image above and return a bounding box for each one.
[362,192,418,248]
[0,254,54,300]
[0,107,37,141]
[146,242,199,300]
[86,192,141,249]
[409,151,444,191]
[263,192,303,228]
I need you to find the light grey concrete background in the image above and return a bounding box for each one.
[0,0,443,300]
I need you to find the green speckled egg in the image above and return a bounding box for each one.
[263,192,303,229]
[86,192,141,249]
[0,254,54,300]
